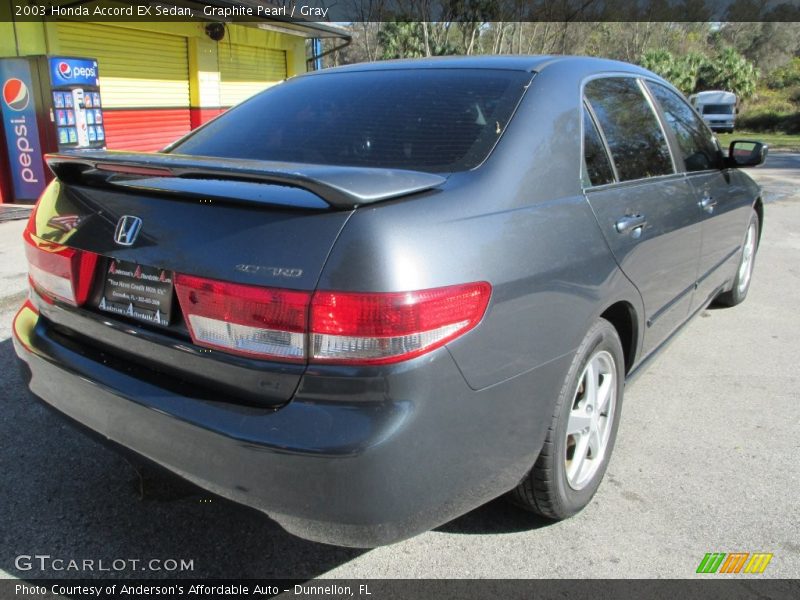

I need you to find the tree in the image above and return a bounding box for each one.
[640,50,704,95]
[641,49,675,75]
[697,46,759,100]
[377,22,426,59]
[714,21,800,74]
[376,20,458,59]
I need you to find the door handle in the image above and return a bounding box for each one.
[615,214,647,236]
[699,195,717,213]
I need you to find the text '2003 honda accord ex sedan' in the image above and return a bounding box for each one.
[13,56,766,547]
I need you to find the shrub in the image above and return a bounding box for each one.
[738,108,800,134]
[695,47,758,100]
[766,58,800,90]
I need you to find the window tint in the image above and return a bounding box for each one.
[584,78,673,181]
[172,69,532,173]
[702,104,734,115]
[582,105,614,186]
[646,82,722,172]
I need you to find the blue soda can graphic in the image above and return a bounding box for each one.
[95,109,103,124]
[53,92,64,108]
[64,94,73,108]
[58,128,69,144]
[95,126,104,141]
[93,93,101,107]
[56,110,66,126]
[88,126,96,142]
[86,110,94,125]
[68,128,78,143]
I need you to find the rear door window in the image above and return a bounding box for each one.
[584,77,674,182]
[582,105,615,186]
[645,81,722,172]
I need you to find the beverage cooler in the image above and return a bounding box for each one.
[0,56,106,203]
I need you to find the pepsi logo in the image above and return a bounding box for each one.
[2,78,29,111]
[54,61,97,82]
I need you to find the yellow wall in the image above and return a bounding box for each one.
[0,21,18,56]
[2,18,307,112]
[0,21,51,56]
[0,17,307,78]
[45,21,306,78]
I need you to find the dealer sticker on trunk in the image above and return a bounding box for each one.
[97,259,174,326]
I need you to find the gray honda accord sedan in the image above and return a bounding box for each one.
[14,56,765,547]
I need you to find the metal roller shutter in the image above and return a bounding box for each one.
[219,43,287,107]
[56,22,191,151]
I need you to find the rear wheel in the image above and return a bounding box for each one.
[715,209,759,307]
[511,318,624,519]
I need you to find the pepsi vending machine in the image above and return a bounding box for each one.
[36,56,106,152]
[0,56,105,202]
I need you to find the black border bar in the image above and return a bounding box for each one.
[2,0,800,23]
[5,579,800,600]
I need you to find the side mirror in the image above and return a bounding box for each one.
[728,140,768,168]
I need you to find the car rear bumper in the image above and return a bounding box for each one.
[12,301,569,547]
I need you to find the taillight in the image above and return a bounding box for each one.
[23,228,98,307]
[174,274,310,362]
[173,276,491,365]
[309,282,491,365]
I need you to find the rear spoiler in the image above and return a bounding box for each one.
[45,151,447,210]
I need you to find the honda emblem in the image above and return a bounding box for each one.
[114,215,142,246]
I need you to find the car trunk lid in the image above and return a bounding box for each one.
[25,150,444,407]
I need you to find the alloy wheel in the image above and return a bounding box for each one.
[565,350,617,490]
[737,221,757,296]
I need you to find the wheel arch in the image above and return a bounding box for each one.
[753,196,764,243]
[599,301,638,375]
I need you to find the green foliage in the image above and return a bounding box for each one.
[640,49,674,75]
[766,57,800,89]
[720,59,800,135]
[377,22,426,60]
[737,86,800,133]
[737,110,800,134]
[376,22,456,59]
[695,47,759,100]
[746,89,795,113]
[640,50,705,95]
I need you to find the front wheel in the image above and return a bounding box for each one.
[715,209,760,307]
[511,318,625,519]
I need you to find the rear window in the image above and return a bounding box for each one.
[172,69,533,173]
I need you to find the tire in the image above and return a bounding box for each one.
[511,318,625,519]
[715,209,760,308]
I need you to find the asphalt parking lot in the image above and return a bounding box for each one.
[0,154,798,580]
